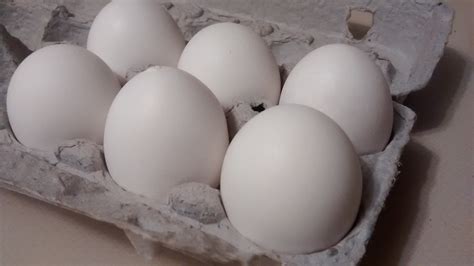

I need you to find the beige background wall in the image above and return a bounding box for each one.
[1,0,472,265]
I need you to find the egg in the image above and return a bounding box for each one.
[178,22,281,111]
[280,44,393,155]
[104,67,228,201]
[7,44,120,151]
[221,104,362,254]
[87,0,185,82]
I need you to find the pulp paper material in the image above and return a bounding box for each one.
[0,0,452,264]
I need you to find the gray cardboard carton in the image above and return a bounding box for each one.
[0,0,453,264]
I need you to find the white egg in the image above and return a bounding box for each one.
[7,44,120,151]
[87,0,185,81]
[178,22,281,111]
[221,104,362,254]
[280,44,393,155]
[104,67,228,201]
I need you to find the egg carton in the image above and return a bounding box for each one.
[0,0,453,265]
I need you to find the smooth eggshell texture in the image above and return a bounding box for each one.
[104,67,228,201]
[178,22,281,111]
[7,44,121,151]
[280,44,393,155]
[87,0,186,81]
[221,104,362,254]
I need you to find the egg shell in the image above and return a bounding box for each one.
[280,43,393,155]
[104,67,229,202]
[178,22,281,111]
[220,104,362,254]
[87,0,186,81]
[6,44,120,151]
